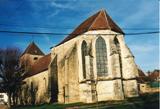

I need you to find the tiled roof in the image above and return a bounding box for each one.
[137,68,149,83]
[22,42,44,56]
[25,53,51,78]
[56,10,124,46]
[138,68,146,77]
[148,70,160,80]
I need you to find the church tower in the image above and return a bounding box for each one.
[20,42,45,71]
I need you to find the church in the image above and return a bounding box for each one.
[20,10,139,104]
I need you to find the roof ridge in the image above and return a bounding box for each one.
[74,10,101,32]
[104,11,124,34]
[28,42,36,52]
[21,42,45,56]
[88,11,101,30]
[55,10,124,47]
[21,42,32,55]
[103,10,111,30]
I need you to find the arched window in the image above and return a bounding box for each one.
[96,37,108,76]
[114,36,120,52]
[81,41,88,79]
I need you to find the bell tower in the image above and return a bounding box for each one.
[20,42,45,71]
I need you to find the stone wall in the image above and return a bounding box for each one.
[117,35,139,97]
[49,55,58,102]
[117,35,139,78]
[79,82,94,103]
[51,29,139,103]
[20,54,43,70]
[139,83,160,93]
[64,46,79,103]
[21,70,49,104]
[123,80,138,97]
[52,42,80,103]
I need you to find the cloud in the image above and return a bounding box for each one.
[50,1,75,10]
[48,10,59,18]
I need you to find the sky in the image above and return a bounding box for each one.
[0,0,159,72]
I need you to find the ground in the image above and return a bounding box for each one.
[11,92,159,109]
[0,104,8,109]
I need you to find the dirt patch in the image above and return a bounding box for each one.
[0,105,8,109]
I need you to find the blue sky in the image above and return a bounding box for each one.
[0,0,159,72]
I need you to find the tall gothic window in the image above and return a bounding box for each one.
[96,37,108,76]
[81,41,88,79]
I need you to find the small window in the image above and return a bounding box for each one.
[0,95,4,98]
[34,57,38,60]
[34,50,38,53]
[114,36,120,52]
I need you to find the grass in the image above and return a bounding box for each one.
[12,103,84,109]
[12,92,159,109]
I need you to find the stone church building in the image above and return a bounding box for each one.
[20,10,139,104]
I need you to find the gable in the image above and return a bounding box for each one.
[56,10,124,47]
[22,42,45,56]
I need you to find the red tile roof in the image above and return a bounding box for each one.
[22,42,44,56]
[56,10,124,46]
[137,68,148,83]
[138,68,146,77]
[25,53,51,78]
[148,70,160,80]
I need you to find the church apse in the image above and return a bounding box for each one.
[20,9,139,105]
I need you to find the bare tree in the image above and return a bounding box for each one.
[0,47,26,108]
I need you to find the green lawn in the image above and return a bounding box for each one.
[12,93,159,109]
[12,103,85,109]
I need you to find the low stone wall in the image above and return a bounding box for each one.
[139,83,160,93]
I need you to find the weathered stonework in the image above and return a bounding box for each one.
[50,30,139,103]
[20,54,43,70]
[21,70,49,104]
[20,10,140,104]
